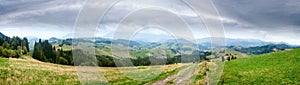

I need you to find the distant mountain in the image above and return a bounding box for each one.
[0,32,9,39]
[228,44,298,55]
[197,37,272,48]
[49,37,62,43]
[26,36,40,51]
[161,38,196,44]
[158,37,273,48]
[49,36,299,52]
[57,36,290,48]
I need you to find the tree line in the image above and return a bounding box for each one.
[0,36,29,58]
[32,39,74,65]
[228,44,296,55]
[32,40,208,67]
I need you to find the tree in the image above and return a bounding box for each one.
[22,46,28,54]
[32,39,56,63]
[0,46,3,56]
[222,56,225,62]
[15,46,22,58]
[2,41,10,49]
[2,49,8,58]
[33,42,44,60]
[10,36,22,50]
[0,36,28,58]
[0,38,4,46]
[22,38,29,52]
[8,50,17,58]
[58,57,69,65]
[227,56,231,61]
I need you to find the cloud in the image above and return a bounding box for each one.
[0,0,83,24]
[212,0,300,44]
[214,0,300,28]
[0,0,299,44]
[0,0,84,39]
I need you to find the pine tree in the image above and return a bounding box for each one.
[33,42,44,61]
[32,39,56,62]
[23,38,29,52]
[21,38,29,54]
[10,36,22,50]
[0,38,4,46]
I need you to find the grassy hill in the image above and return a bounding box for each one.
[225,49,248,58]
[219,49,300,84]
[0,57,80,85]
[0,56,186,84]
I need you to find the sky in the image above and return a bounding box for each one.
[0,0,300,45]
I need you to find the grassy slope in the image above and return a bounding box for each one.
[226,49,249,58]
[0,57,80,85]
[219,49,300,85]
[0,57,185,85]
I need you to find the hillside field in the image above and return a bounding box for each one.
[0,56,191,85]
[219,49,300,84]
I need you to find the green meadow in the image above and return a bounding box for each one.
[219,49,300,84]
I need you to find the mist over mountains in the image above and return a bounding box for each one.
[1,31,297,52]
[46,36,297,48]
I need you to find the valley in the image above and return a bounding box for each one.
[0,32,299,84]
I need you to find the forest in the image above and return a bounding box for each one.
[0,36,29,58]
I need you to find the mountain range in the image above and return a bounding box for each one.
[46,36,298,49]
[0,32,297,50]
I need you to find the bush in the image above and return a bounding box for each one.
[0,46,3,57]
[58,57,69,65]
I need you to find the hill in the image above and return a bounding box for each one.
[219,48,300,84]
[0,57,80,84]
[0,57,186,84]
[228,44,298,55]
[0,32,9,39]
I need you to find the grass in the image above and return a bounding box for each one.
[0,57,186,85]
[193,62,209,85]
[164,62,208,85]
[148,65,188,83]
[219,49,300,85]
[131,49,150,58]
[102,63,186,84]
[0,57,80,85]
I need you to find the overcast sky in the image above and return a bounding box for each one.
[0,0,299,44]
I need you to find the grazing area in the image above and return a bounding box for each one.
[219,49,300,84]
[0,57,80,85]
[0,57,190,85]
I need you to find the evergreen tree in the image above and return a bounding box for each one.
[21,38,29,54]
[32,39,56,63]
[33,42,44,61]
[10,36,22,50]
[0,46,3,56]
[0,38,4,46]
[23,38,29,52]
